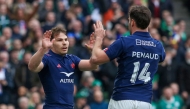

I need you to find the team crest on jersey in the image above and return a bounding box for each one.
[103,48,108,52]
[71,63,75,69]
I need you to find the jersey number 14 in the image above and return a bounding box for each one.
[130,61,151,84]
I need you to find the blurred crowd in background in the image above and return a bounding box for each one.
[0,0,189,109]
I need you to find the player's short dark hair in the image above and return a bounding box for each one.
[128,5,151,29]
[50,27,67,41]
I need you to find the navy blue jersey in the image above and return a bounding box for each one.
[38,50,81,109]
[105,31,165,103]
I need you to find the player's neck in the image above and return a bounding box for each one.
[131,27,148,34]
[51,49,66,56]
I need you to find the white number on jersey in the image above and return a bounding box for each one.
[130,62,151,84]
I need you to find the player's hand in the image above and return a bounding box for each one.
[0,80,7,86]
[85,32,95,52]
[93,21,106,39]
[42,30,53,50]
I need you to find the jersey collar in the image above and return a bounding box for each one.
[132,31,151,38]
[48,50,66,59]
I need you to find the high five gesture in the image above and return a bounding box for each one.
[42,30,53,50]
[93,21,106,39]
[90,21,110,65]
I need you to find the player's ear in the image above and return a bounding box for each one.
[131,19,135,27]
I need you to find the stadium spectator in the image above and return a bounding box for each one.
[157,86,183,109]
[14,52,40,91]
[90,90,108,109]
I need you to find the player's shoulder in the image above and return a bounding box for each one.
[44,53,52,56]
[65,54,76,58]
[120,35,148,45]
[43,53,52,59]
[152,39,164,48]
[152,38,162,44]
[151,39,165,53]
[117,36,138,48]
[65,54,81,64]
[119,36,134,43]
[65,54,80,60]
[120,35,133,40]
[120,35,141,43]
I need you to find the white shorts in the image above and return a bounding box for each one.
[108,99,152,109]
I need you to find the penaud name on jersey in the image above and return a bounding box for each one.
[104,31,165,103]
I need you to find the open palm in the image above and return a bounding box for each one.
[93,21,105,39]
[85,32,95,51]
[42,30,53,50]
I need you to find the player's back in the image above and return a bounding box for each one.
[110,32,165,103]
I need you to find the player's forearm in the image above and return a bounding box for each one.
[91,37,104,64]
[28,48,47,71]
[90,62,99,70]
[83,62,99,71]
[78,60,99,71]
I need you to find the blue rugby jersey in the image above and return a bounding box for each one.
[105,31,165,103]
[38,50,80,109]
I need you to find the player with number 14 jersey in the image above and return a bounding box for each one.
[105,31,165,103]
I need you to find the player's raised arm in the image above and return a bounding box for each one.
[78,60,98,71]
[90,21,110,65]
[78,33,98,71]
[28,30,53,73]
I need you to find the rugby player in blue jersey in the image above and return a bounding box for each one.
[28,27,98,109]
[89,5,165,109]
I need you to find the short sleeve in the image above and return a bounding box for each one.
[42,54,49,67]
[105,38,123,61]
[159,43,166,63]
[72,55,81,69]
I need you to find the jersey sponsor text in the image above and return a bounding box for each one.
[60,79,74,83]
[136,39,156,47]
